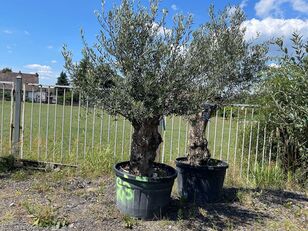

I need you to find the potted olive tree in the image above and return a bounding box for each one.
[63,0,205,219]
[175,6,268,203]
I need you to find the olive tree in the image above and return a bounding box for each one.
[186,6,268,165]
[63,0,201,176]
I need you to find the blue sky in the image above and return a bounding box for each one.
[1,0,308,84]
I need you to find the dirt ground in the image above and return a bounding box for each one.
[0,167,307,231]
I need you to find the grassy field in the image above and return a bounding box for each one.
[0,99,270,180]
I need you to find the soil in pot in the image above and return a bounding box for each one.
[114,161,177,220]
[175,157,228,203]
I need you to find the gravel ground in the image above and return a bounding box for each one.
[0,168,307,231]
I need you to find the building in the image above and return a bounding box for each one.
[0,70,50,102]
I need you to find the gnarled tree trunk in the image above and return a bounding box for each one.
[187,112,211,165]
[187,104,217,165]
[129,117,162,176]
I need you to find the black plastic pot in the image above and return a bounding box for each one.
[175,157,228,203]
[114,161,177,219]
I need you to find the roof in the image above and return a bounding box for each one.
[0,71,39,91]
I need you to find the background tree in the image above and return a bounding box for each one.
[257,33,308,182]
[1,67,12,73]
[56,71,69,97]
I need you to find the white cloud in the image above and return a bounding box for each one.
[47,45,53,49]
[3,30,13,34]
[152,22,172,36]
[171,4,178,11]
[24,64,53,80]
[240,0,248,9]
[242,18,308,41]
[51,60,57,64]
[24,30,30,35]
[255,0,308,18]
[269,63,281,68]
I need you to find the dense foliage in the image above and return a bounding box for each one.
[258,33,308,181]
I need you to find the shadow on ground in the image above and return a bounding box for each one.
[163,187,307,230]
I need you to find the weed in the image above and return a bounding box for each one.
[22,200,68,228]
[11,170,29,181]
[122,215,136,229]
[0,210,15,224]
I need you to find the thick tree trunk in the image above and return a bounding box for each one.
[187,104,217,165]
[129,117,162,176]
[187,112,211,165]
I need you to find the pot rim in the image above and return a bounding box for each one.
[175,157,229,170]
[114,161,177,183]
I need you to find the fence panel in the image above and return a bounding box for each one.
[1,80,286,183]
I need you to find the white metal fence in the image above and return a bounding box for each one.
[0,77,282,181]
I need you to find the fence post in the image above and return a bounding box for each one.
[12,75,22,157]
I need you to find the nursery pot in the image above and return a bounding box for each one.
[175,157,228,203]
[114,161,177,219]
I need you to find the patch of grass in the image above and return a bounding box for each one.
[78,147,118,178]
[22,200,68,228]
[236,190,260,207]
[31,181,52,193]
[122,215,137,229]
[0,210,15,224]
[251,164,285,189]
[11,170,29,181]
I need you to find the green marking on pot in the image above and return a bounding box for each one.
[116,176,134,203]
[136,176,149,182]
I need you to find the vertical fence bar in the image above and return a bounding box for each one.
[213,110,218,157]
[219,107,226,160]
[113,115,118,159]
[247,108,254,181]
[20,84,26,159]
[275,128,280,169]
[83,99,89,159]
[254,115,261,171]
[0,85,4,154]
[107,114,111,144]
[29,87,34,151]
[121,118,126,160]
[207,115,211,141]
[169,115,175,161]
[91,106,96,154]
[9,86,14,149]
[177,116,182,157]
[68,91,74,156]
[99,108,104,152]
[233,108,240,176]
[161,117,167,163]
[60,89,66,162]
[76,94,81,162]
[184,120,189,155]
[226,107,233,163]
[45,87,50,160]
[37,87,42,160]
[268,131,273,171]
[13,76,22,157]
[240,108,247,178]
[128,124,133,158]
[53,88,58,161]
[261,125,267,171]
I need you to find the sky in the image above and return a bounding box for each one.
[1,0,308,85]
